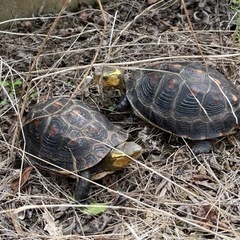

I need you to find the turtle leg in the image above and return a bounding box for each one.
[192,140,212,154]
[74,170,91,202]
[115,95,131,111]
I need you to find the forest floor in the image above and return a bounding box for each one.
[1,0,240,239]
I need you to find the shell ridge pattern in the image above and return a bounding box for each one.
[66,103,111,171]
[179,64,213,122]
[163,64,204,135]
[29,112,53,159]
[187,63,239,124]
[24,97,128,173]
[39,116,68,168]
[127,71,154,122]
[143,72,161,119]
[208,74,239,125]
[153,70,177,115]
[140,68,176,120]
[128,62,240,140]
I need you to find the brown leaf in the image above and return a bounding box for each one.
[11,167,33,192]
[192,174,214,182]
[196,205,230,230]
[196,205,217,221]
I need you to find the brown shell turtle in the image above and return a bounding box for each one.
[94,62,240,153]
[21,97,142,201]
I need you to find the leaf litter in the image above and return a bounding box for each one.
[0,0,240,239]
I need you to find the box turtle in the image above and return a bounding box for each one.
[94,62,240,153]
[21,97,142,202]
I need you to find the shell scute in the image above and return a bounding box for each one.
[127,62,240,140]
[23,98,128,173]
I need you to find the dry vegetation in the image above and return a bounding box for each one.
[1,0,240,239]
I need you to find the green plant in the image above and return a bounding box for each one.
[0,78,22,105]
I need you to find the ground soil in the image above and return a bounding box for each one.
[1,0,240,239]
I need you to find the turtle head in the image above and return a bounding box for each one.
[94,66,126,90]
[91,141,142,180]
[109,141,142,168]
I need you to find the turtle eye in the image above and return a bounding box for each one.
[102,76,108,80]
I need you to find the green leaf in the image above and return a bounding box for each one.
[80,202,109,215]
[29,92,37,100]
[108,105,116,112]
[0,99,8,106]
[13,79,22,86]
[0,81,10,87]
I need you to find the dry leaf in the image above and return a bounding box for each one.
[192,174,214,182]
[195,205,218,229]
[9,211,26,236]
[11,167,33,192]
[43,209,63,236]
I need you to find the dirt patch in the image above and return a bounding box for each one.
[1,0,240,239]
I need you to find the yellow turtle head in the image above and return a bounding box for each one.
[94,66,126,89]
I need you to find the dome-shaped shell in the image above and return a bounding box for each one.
[126,62,240,140]
[23,98,128,173]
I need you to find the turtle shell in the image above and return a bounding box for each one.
[22,97,127,174]
[126,62,240,140]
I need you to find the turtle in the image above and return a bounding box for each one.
[94,62,240,153]
[21,97,142,202]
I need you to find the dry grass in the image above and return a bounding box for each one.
[1,0,240,239]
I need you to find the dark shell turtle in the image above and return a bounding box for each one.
[21,97,142,201]
[95,62,240,153]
